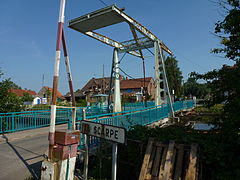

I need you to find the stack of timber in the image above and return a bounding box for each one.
[139,138,199,180]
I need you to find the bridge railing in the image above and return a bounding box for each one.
[122,101,155,111]
[77,100,195,148]
[0,100,194,134]
[0,109,73,133]
[0,102,153,133]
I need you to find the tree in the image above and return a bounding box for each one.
[212,0,240,61]
[183,77,210,99]
[0,68,3,77]
[192,0,240,133]
[0,79,23,113]
[22,92,34,102]
[44,89,51,103]
[6,79,22,89]
[165,56,183,97]
[191,63,240,130]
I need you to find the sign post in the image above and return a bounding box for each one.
[112,143,118,180]
[82,109,89,180]
[81,120,126,180]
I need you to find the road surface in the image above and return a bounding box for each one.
[0,134,48,180]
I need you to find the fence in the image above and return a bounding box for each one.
[122,101,155,111]
[76,100,194,148]
[0,100,194,134]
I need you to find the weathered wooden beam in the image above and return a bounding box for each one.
[152,145,163,178]
[174,144,185,180]
[139,138,154,180]
[158,146,168,179]
[145,146,156,180]
[161,141,175,180]
[186,144,198,180]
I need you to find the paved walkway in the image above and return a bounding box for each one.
[0,124,69,180]
[0,124,68,144]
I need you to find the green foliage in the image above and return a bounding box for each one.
[165,56,183,97]
[0,68,3,77]
[76,99,87,107]
[122,96,136,104]
[183,77,210,98]
[212,0,240,61]
[195,104,224,113]
[28,104,51,111]
[126,125,240,179]
[0,79,23,113]
[88,125,240,180]
[57,101,71,107]
[22,92,34,102]
[191,0,240,133]
[45,89,51,97]
[191,62,240,133]
[5,78,22,89]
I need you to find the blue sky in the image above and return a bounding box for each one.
[0,0,234,95]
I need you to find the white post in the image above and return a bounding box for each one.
[113,48,122,112]
[72,107,76,130]
[112,143,118,180]
[157,42,175,118]
[49,0,66,160]
[154,41,164,106]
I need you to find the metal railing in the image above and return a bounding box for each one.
[76,100,194,148]
[0,100,194,134]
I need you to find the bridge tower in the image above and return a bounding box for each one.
[154,41,166,106]
[113,48,122,112]
[68,5,176,115]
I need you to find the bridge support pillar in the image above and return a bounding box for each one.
[154,41,165,106]
[154,40,175,117]
[113,48,122,113]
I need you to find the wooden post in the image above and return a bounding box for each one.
[139,138,154,180]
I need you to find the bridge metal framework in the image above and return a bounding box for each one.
[45,2,177,179]
[68,4,175,116]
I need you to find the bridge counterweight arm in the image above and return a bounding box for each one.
[113,6,173,55]
[129,24,144,59]
[84,31,141,58]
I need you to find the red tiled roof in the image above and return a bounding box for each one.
[120,77,152,89]
[10,89,37,97]
[42,86,65,99]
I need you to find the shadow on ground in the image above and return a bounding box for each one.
[2,134,43,180]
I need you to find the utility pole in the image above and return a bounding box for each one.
[102,64,105,94]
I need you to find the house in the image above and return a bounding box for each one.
[120,77,155,100]
[66,76,155,103]
[64,89,85,102]
[10,89,37,97]
[81,77,113,102]
[10,89,38,105]
[38,86,65,103]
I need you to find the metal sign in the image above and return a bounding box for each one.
[81,120,126,144]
